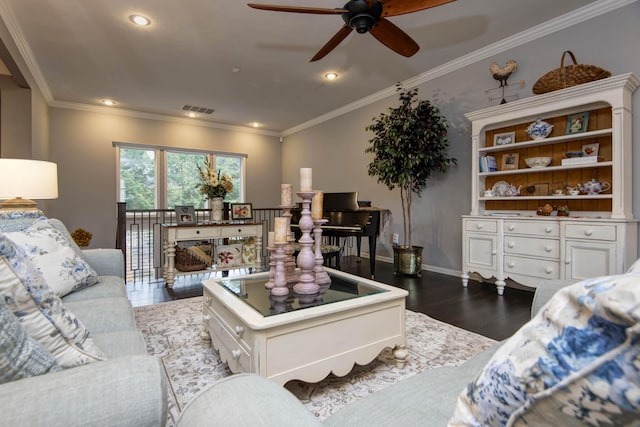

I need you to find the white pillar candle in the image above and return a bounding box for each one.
[300,168,312,192]
[311,191,324,220]
[274,217,288,243]
[268,231,275,248]
[281,184,293,205]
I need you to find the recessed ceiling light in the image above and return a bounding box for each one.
[101,99,116,106]
[129,14,151,26]
[187,112,197,118]
[324,72,339,81]
[250,122,261,128]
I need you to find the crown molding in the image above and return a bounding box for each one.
[0,0,53,101]
[282,0,637,137]
[50,100,282,137]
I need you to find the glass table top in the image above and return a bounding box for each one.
[216,272,388,317]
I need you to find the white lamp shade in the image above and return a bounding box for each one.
[0,159,58,200]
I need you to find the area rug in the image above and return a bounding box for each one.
[134,297,496,426]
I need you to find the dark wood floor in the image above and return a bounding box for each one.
[126,256,535,341]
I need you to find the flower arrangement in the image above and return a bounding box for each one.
[197,159,233,199]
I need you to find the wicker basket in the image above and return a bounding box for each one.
[532,51,611,95]
[175,246,207,272]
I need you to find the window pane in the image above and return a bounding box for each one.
[167,152,207,208]
[119,148,156,209]
[216,155,242,202]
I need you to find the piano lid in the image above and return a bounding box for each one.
[324,192,359,211]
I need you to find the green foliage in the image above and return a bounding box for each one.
[365,84,457,247]
[120,148,155,209]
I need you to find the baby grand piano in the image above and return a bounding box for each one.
[291,192,381,278]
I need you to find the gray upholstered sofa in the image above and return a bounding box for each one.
[176,280,571,427]
[0,217,167,426]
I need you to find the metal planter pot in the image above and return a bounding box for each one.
[393,245,423,277]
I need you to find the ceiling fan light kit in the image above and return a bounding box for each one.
[247,0,456,61]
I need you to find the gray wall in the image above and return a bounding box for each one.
[47,108,282,248]
[281,4,640,274]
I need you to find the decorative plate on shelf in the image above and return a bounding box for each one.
[492,181,510,197]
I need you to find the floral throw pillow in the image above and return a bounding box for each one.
[216,244,243,268]
[0,296,60,383]
[4,218,100,297]
[0,235,105,368]
[449,273,640,427]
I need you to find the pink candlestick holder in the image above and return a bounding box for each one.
[279,204,298,284]
[264,246,276,289]
[312,219,331,285]
[293,191,319,295]
[270,242,288,296]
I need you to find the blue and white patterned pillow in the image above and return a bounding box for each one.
[0,296,60,383]
[0,235,105,368]
[3,218,100,297]
[0,209,45,233]
[449,273,640,426]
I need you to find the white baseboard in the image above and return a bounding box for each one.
[357,254,461,278]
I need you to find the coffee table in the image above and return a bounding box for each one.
[202,268,408,385]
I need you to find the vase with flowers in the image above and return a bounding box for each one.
[197,159,233,222]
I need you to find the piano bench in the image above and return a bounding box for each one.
[292,244,341,269]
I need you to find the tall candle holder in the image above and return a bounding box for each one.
[293,191,319,295]
[264,246,276,289]
[279,204,298,284]
[270,242,288,296]
[312,219,331,285]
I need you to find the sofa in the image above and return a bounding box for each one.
[177,270,640,426]
[0,213,167,426]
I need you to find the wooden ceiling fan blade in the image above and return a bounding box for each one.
[369,18,419,57]
[310,25,353,62]
[247,3,347,14]
[381,0,456,17]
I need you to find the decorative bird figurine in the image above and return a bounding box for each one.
[490,60,518,87]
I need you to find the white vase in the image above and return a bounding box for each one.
[210,197,224,222]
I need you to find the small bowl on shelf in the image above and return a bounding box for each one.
[525,156,552,168]
[565,151,584,158]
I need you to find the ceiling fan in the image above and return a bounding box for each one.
[247,0,456,62]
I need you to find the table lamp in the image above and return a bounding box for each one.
[0,159,58,210]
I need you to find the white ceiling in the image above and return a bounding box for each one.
[0,0,602,134]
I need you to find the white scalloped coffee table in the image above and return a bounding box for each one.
[202,268,408,385]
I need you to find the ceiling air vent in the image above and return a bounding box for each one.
[181,105,215,114]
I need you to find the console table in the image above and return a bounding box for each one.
[162,223,263,288]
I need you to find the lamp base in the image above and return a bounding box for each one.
[0,197,38,210]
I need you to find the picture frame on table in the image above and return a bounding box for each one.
[566,111,589,134]
[175,205,196,225]
[230,203,253,220]
[493,131,515,146]
[582,142,599,157]
[501,153,519,171]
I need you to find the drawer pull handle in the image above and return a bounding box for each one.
[508,262,515,268]
[565,259,571,264]
[232,350,241,360]
[196,230,200,234]
[204,296,211,304]
[545,226,553,233]
[235,326,245,336]
[491,250,497,255]
[507,242,515,248]
[545,267,553,274]
[203,314,210,321]
[545,246,553,252]
[238,228,242,233]
[508,225,515,231]
[585,229,593,236]
[476,224,483,229]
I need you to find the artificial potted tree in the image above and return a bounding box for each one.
[366,84,456,276]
